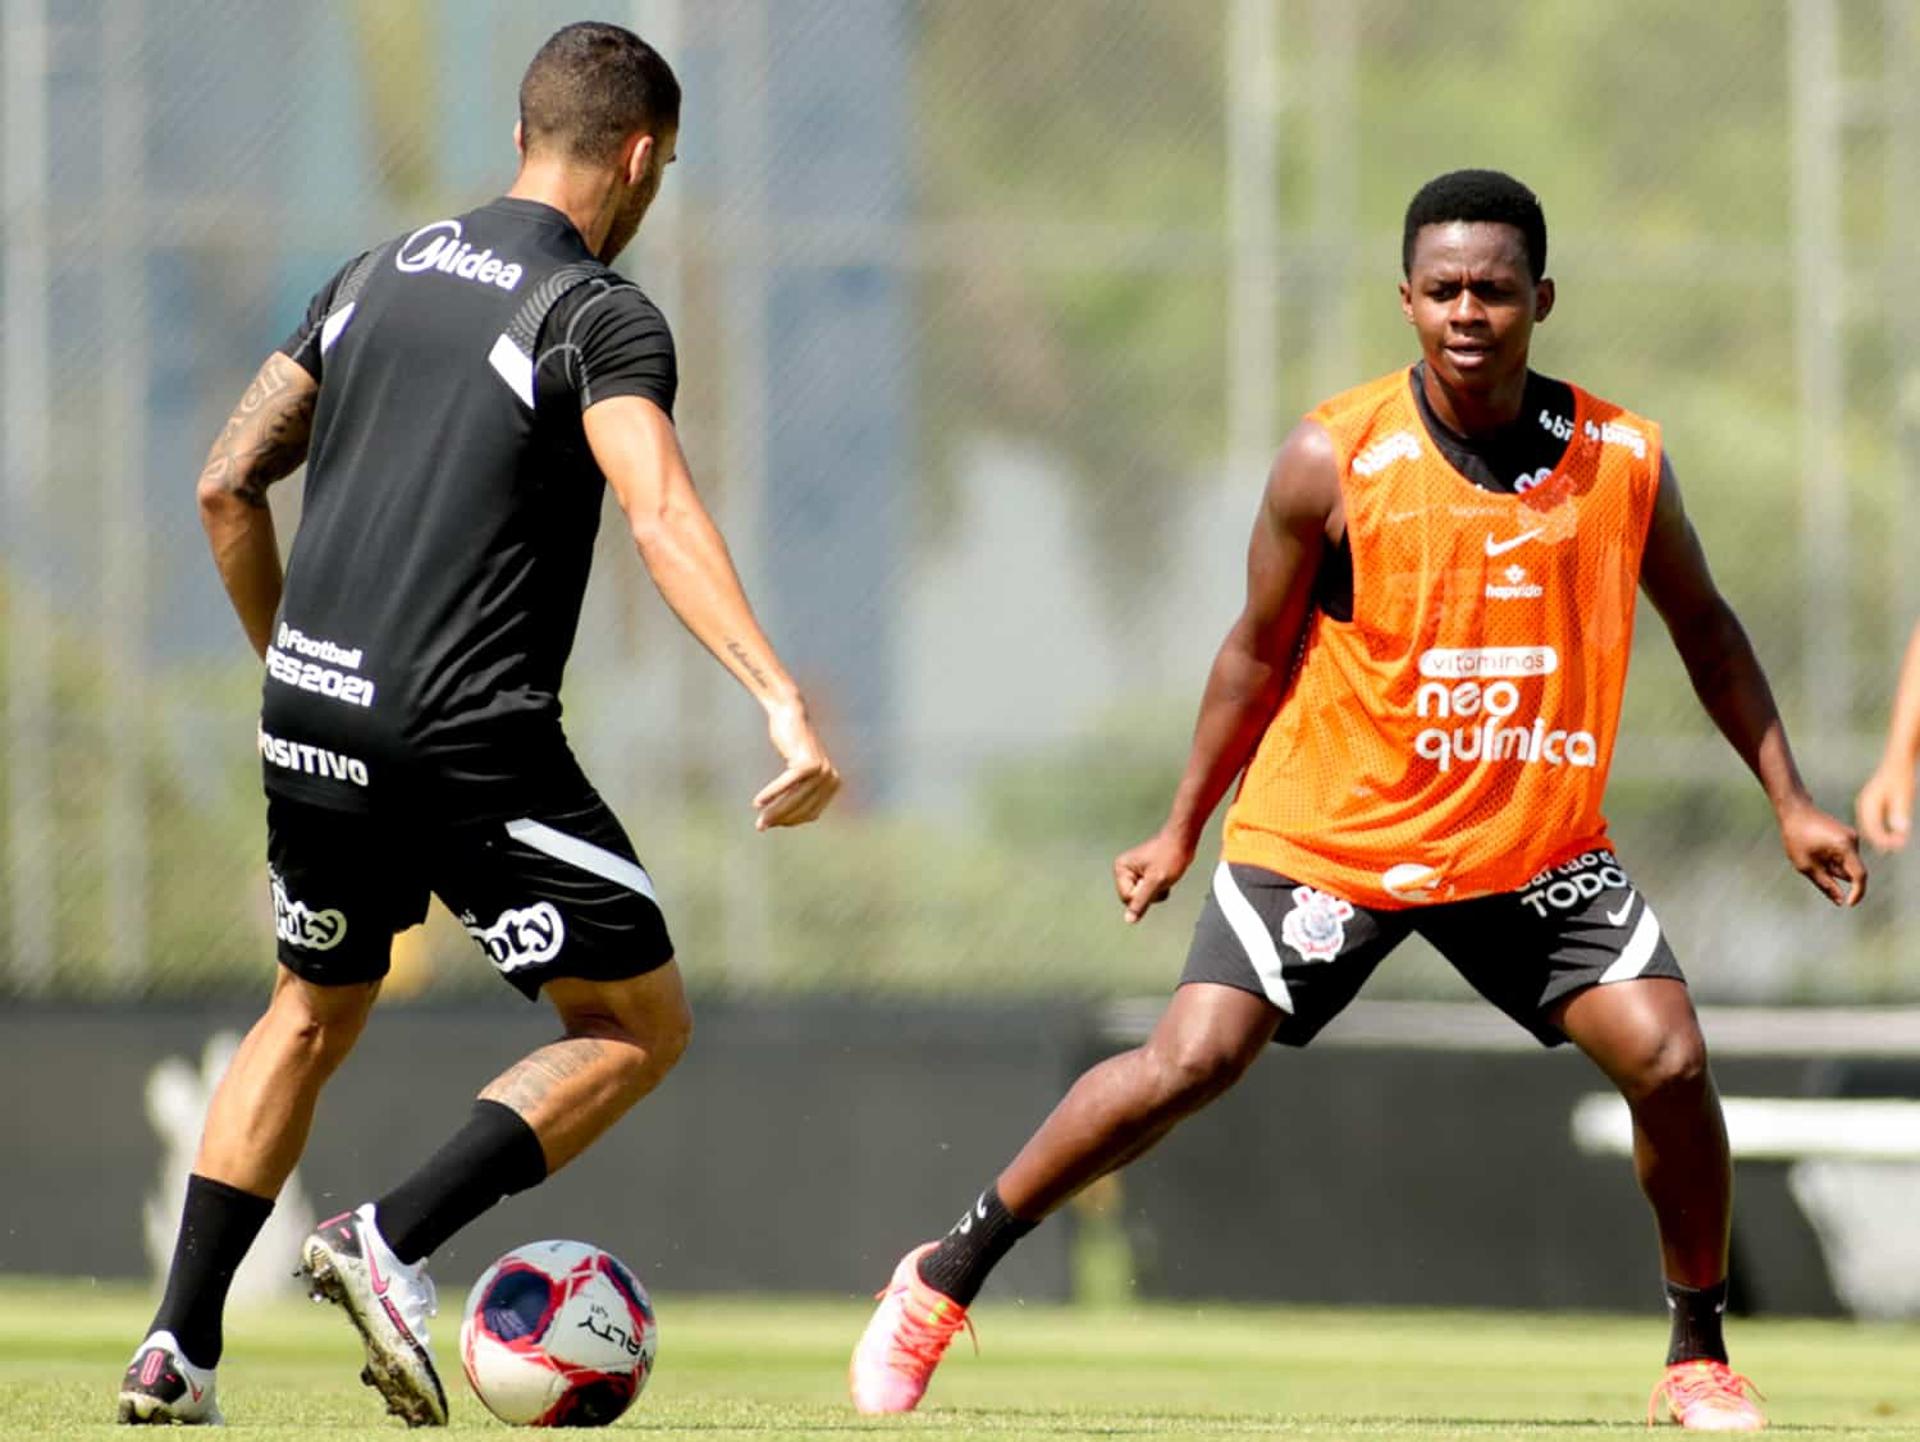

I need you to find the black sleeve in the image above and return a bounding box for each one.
[546,281,678,417]
[277,254,364,380]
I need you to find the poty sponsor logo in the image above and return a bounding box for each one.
[462,902,565,972]
[1351,430,1422,477]
[258,728,370,787]
[1418,646,1559,679]
[395,219,524,291]
[1412,678,1598,773]
[270,868,348,952]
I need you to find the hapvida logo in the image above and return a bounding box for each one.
[269,869,348,952]
[463,902,565,972]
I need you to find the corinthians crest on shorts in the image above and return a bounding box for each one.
[1280,886,1354,962]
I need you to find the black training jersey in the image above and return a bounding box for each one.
[260,198,675,819]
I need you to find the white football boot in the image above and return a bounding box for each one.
[300,1203,448,1427]
[117,1329,222,1426]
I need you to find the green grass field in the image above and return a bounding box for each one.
[6,1281,1920,1440]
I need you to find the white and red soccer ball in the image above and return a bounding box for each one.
[460,1240,658,1427]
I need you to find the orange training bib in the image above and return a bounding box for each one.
[1222,367,1662,908]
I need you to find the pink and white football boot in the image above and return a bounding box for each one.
[849,1243,974,1415]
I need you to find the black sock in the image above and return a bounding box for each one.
[149,1174,274,1370]
[915,1185,1036,1306]
[374,1100,547,1265]
[1665,1277,1730,1364]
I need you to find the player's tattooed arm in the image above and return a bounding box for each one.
[199,352,318,507]
[197,352,318,658]
[725,639,774,694]
[587,393,841,829]
[1640,451,1865,906]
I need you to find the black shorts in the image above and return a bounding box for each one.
[265,793,674,1000]
[1181,848,1684,1047]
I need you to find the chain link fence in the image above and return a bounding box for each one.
[2,0,1916,1002]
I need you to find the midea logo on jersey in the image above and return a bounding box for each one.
[269,868,348,953]
[396,220,525,291]
[462,903,565,973]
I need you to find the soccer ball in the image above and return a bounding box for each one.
[460,1240,658,1427]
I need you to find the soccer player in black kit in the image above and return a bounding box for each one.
[117,24,839,1427]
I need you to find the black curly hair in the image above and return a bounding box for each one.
[1402,170,1547,282]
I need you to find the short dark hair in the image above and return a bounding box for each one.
[519,22,680,165]
[1401,169,1547,282]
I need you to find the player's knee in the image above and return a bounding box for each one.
[1622,1027,1708,1106]
[266,978,374,1072]
[1146,1033,1252,1114]
[569,994,692,1087]
[643,998,693,1076]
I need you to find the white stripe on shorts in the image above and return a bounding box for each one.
[1598,899,1662,984]
[504,817,657,904]
[1211,861,1294,1014]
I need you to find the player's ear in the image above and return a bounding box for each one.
[624,133,654,188]
[1534,277,1555,323]
[513,120,525,160]
[1398,278,1415,324]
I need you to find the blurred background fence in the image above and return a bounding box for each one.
[3,0,1918,1005]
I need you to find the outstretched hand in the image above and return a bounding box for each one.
[753,702,841,830]
[1780,800,1867,907]
[1113,830,1197,924]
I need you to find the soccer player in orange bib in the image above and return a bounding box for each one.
[851,170,1865,1432]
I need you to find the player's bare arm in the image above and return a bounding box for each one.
[585,392,841,829]
[1856,619,1920,851]
[196,351,317,658]
[1638,451,1865,906]
[1114,420,1338,922]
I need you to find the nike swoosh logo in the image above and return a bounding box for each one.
[366,1242,389,1297]
[1484,528,1544,557]
[1605,894,1635,928]
[188,1378,205,1403]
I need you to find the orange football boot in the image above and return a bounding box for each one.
[849,1243,973,1414]
[1649,1359,1766,1431]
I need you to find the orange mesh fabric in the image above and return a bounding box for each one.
[1223,368,1661,908]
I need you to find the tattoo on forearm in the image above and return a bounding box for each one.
[481,1038,612,1116]
[726,639,773,692]
[199,353,317,508]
